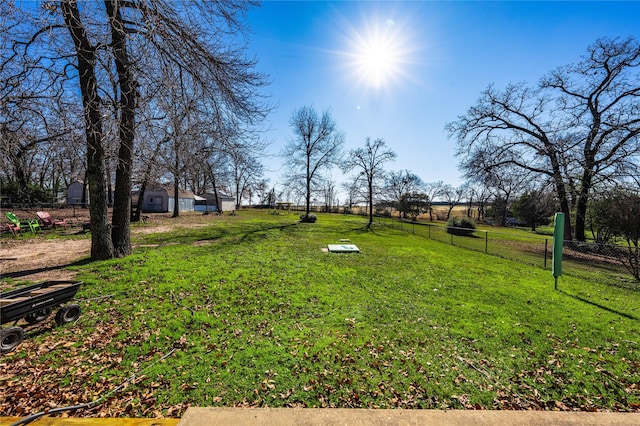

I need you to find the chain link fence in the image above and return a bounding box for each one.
[375,216,640,289]
[563,240,640,289]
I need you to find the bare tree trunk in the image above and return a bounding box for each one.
[132,180,147,222]
[172,169,180,218]
[61,0,114,260]
[210,169,221,214]
[368,178,374,227]
[550,161,573,240]
[81,170,88,207]
[306,158,311,216]
[574,168,594,242]
[105,0,136,257]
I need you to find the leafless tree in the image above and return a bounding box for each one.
[342,137,396,228]
[253,179,270,206]
[4,0,270,259]
[341,176,365,213]
[58,0,115,259]
[384,169,424,218]
[439,184,465,221]
[283,106,345,219]
[464,182,492,222]
[1,3,82,205]
[423,181,444,222]
[228,147,263,209]
[320,179,338,213]
[447,37,640,241]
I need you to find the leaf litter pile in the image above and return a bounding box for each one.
[0,304,183,418]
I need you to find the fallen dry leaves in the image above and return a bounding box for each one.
[0,309,187,419]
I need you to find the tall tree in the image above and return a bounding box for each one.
[464,181,492,222]
[61,0,115,259]
[4,0,269,260]
[105,0,137,257]
[321,179,337,213]
[541,37,640,241]
[423,181,444,222]
[447,37,640,241]
[228,148,264,209]
[511,188,556,232]
[283,106,344,220]
[385,169,424,218]
[440,184,465,220]
[342,137,396,228]
[399,192,429,221]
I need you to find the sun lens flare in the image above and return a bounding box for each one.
[356,35,401,88]
[340,16,415,91]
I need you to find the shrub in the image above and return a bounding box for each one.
[299,214,317,223]
[0,182,57,207]
[446,216,476,236]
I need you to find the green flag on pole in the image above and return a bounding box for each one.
[552,213,564,289]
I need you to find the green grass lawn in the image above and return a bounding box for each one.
[2,211,639,417]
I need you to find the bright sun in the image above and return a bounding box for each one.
[341,17,413,90]
[356,36,400,88]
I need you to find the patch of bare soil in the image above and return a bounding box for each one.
[0,209,222,287]
[0,239,90,287]
[1,208,89,286]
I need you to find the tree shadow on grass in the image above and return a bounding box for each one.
[558,289,638,321]
[137,226,234,246]
[240,222,299,241]
[347,221,385,234]
[0,258,93,281]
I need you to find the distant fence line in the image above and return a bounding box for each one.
[277,205,465,220]
[374,216,551,268]
[374,216,639,290]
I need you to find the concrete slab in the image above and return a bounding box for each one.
[327,244,360,253]
[178,408,640,426]
[0,418,179,425]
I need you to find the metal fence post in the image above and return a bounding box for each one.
[485,231,488,254]
[544,239,548,269]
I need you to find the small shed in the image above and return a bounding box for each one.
[168,189,196,214]
[139,187,169,213]
[136,187,196,213]
[196,192,235,213]
[67,181,87,206]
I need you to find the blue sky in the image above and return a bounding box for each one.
[246,1,640,198]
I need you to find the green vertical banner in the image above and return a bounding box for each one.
[552,213,564,288]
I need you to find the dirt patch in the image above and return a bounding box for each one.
[0,239,90,288]
[0,209,223,287]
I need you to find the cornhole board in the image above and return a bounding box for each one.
[327,244,360,253]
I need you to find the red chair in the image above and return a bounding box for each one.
[36,211,67,228]
[4,222,21,237]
